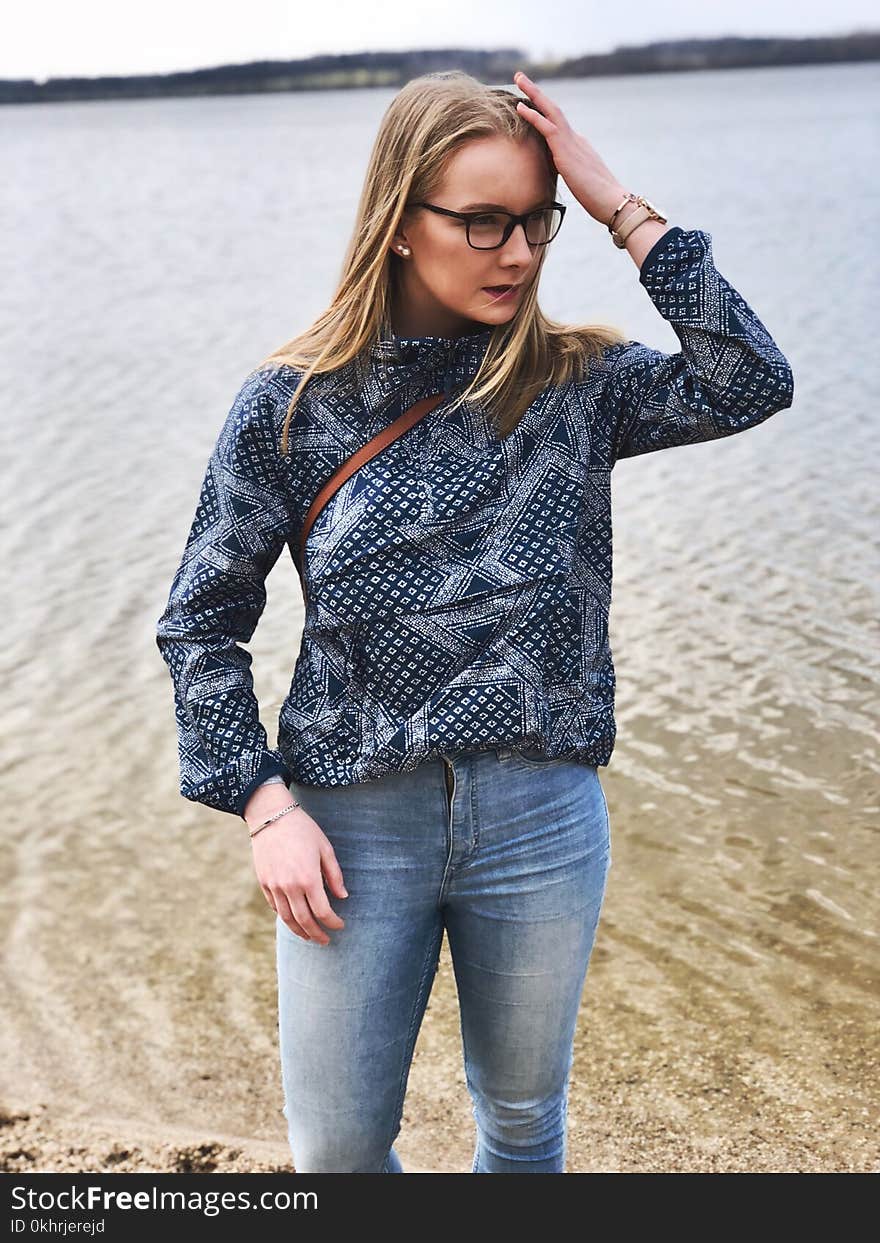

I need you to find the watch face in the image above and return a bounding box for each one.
[641,196,667,221]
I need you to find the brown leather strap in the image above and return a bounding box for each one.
[298,391,446,608]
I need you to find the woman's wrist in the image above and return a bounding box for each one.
[593,181,630,226]
[624,218,674,270]
[243,782,296,830]
[600,190,674,270]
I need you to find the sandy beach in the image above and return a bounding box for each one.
[3,809,877,1176]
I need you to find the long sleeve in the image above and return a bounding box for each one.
[155,367,295,818]
[605,226,794,464]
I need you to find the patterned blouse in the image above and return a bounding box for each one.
[156,225,794,818]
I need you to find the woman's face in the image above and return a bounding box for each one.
[391,134,553,338]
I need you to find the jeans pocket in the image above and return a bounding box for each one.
[496,744,570,769]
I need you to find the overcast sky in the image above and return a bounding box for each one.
[5,0,877,81]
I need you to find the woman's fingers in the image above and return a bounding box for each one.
[287,889,332,945]
[256,821,347,944]
[273,889,311,941]
[321,843,349,899]
[514,70,565,127]
[516,100,553,135]
[305,882,346,933]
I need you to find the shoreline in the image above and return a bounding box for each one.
[4,36,877,107]
[2,1095,874,1175]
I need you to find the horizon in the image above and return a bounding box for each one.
[5,0,879,81]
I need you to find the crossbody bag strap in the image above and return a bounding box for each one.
[297,391,446,608]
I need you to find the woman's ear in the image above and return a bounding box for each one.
[391,205,418,259]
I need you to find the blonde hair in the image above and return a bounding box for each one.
[259,69,627,451]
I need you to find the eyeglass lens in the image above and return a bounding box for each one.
[467,207,563,249]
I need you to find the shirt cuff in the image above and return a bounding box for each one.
[638,225,684,281]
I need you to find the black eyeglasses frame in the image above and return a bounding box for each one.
[406,200,567,250]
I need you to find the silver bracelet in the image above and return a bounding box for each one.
[248,799,301,839]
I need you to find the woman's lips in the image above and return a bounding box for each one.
[482,284,519,301]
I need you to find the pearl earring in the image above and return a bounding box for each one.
[399,246,410,256]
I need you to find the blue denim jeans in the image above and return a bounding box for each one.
[275,745,612,1173]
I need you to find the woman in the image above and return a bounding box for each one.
[156,70,794,1173]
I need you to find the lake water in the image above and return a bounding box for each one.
[2,61,878,1171]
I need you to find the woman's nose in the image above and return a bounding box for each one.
[504,222,536,261]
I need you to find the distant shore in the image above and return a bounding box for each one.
[3,32,878,106]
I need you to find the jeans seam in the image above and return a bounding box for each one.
[380,920,444,1167]
[505,756,569,769]
[596,774,612,864]
[437,760,456,904]
[470,754,480,853]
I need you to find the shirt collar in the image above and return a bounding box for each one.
[368,324,495,396]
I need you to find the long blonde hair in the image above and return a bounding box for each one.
[259,70,627,451]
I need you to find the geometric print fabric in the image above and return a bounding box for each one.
[156,226,794,816]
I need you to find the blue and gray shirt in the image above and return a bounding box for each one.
[155,225,794,817]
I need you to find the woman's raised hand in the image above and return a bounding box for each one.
[250,803,348,945]
[513,70,628,227]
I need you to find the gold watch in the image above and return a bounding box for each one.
[608,193,668,249]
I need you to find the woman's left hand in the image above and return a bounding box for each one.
[513,70,628,227]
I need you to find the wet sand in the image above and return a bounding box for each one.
[3,931,876,1175]
[3,778,877,1175]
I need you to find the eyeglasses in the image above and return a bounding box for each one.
[407,201,567,250]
